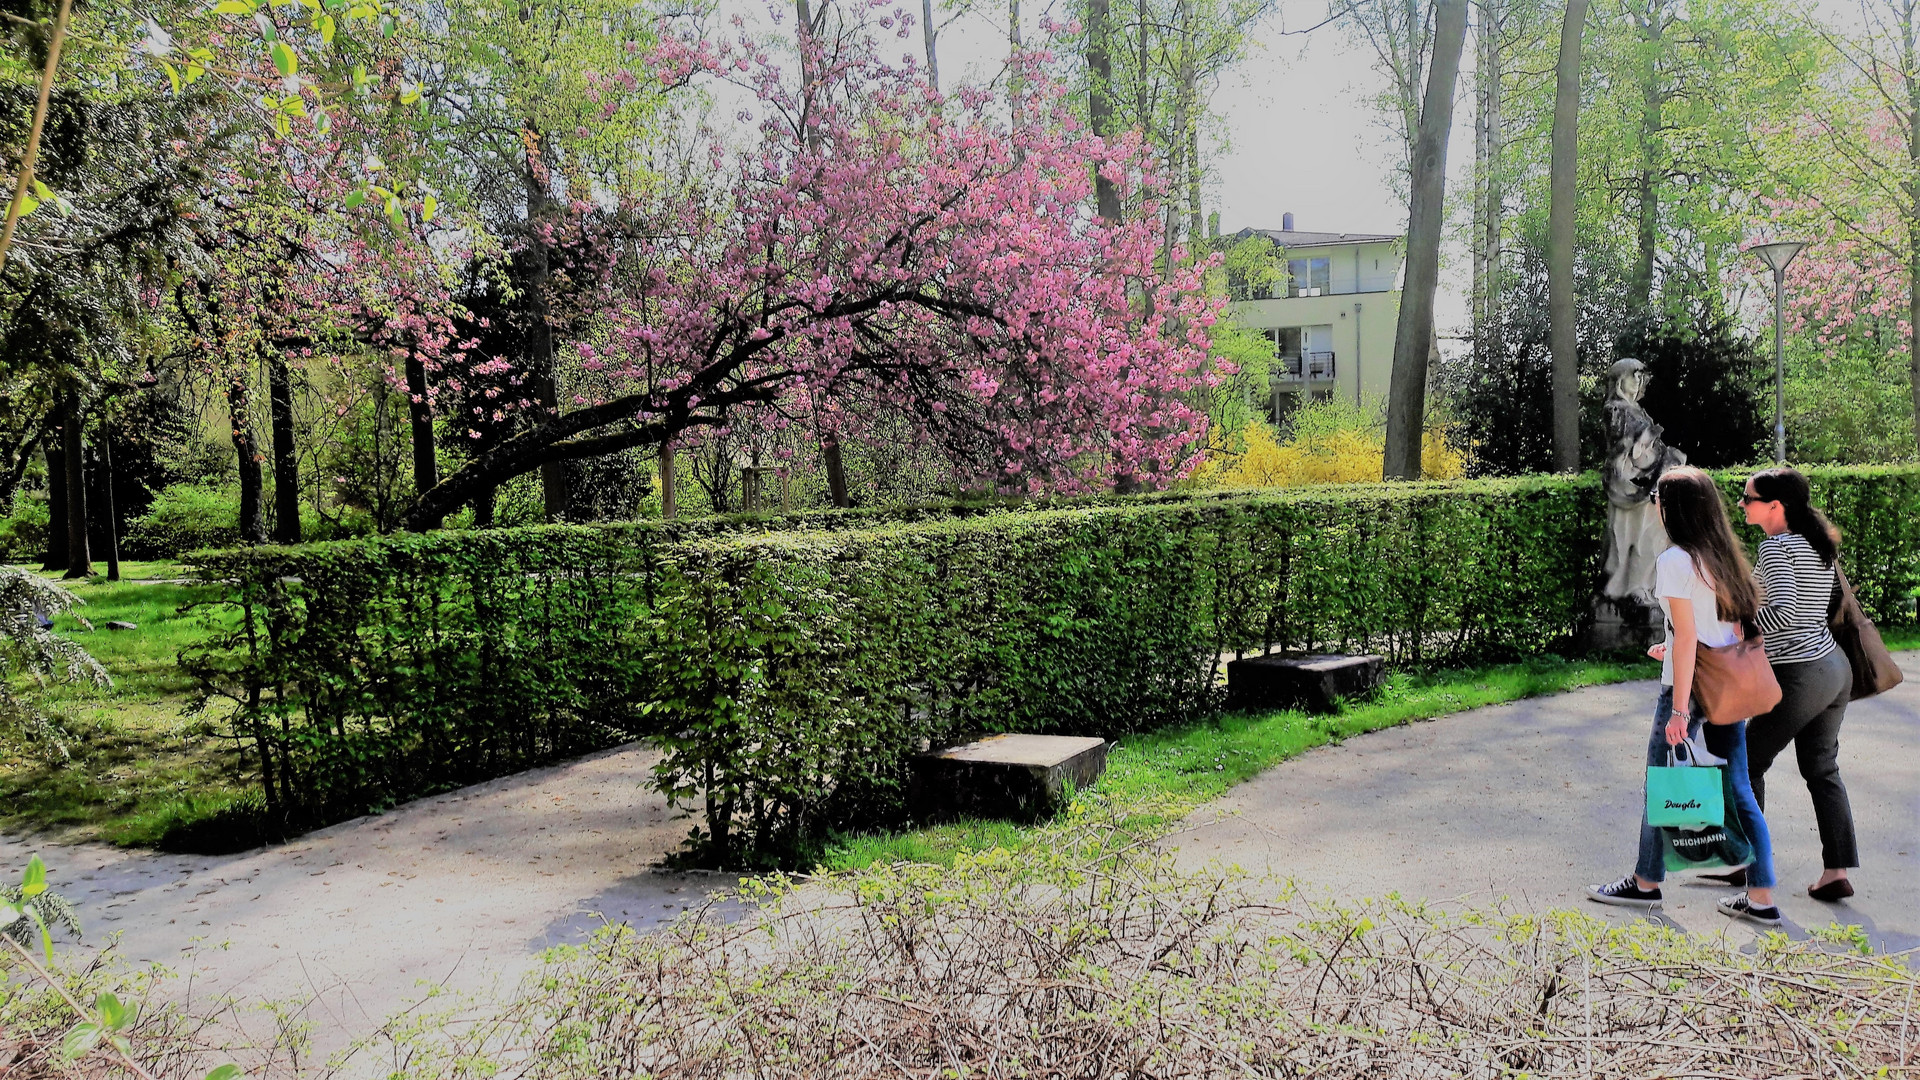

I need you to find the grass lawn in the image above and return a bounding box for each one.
[821,627,1920,872]
[1,569,253,847]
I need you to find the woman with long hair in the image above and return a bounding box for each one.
[1715,467,1857,901]
[1588,466,1781,926]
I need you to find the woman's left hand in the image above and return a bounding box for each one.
[1665,712,1691,747]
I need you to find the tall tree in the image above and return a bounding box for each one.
[922,0,940,89]
[1087,0,1121,221]
[1383,0,1469,479]
[1625,0,1670,311]
[1547,0,1588,473]
[1342,0,1435,186]
[409,0,668,522]
[400,18,1224,527]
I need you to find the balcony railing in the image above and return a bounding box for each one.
[1276,351,1337,381]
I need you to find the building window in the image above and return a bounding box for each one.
[1271,327,1303,363]
[1287,257,1331,297]
[1270,325,1335,382]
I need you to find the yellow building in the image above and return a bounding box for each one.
[1225,215,1404,420]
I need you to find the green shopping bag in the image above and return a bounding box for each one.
[1646,744,1724,829]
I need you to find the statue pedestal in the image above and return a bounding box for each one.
[1587,595,1663,654]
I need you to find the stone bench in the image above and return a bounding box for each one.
[908,734,1109,822]
[1226,652,1385,713]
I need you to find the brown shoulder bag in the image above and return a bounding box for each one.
[1830,564,1905,701]
[1692,630,1783,724]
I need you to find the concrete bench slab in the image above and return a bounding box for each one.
[1226,652,1385,713]
[909,734,1109,822]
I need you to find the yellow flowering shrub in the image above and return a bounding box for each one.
[1192,399,1465,488]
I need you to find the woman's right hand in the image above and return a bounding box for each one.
[1646,642,1667,662]
[1665,710,1690,746]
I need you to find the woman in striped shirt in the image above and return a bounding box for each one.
[1735,467,1857,902]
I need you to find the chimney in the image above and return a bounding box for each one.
[1282,212,1295,232]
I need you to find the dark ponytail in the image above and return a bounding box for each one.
[1748,467,1840,566]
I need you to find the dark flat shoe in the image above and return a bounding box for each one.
[1698,868,1747,887]
[1808,879,1855,902]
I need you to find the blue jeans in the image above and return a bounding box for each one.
[1635,687,1776,888]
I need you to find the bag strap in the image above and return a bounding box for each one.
[1667,741,1694,768]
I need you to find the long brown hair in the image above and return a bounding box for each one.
[1748,466,1841,567]
[1656,466,1759,631]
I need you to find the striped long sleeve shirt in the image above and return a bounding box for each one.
[1754,532,1839,665]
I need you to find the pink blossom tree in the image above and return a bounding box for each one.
[398,10,1223,529]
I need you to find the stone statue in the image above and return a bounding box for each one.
[1601,358,1686,603]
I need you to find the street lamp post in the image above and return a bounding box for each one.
[1749,240,1806,465]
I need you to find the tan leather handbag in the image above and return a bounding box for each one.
[1692,632,1783,724]
[1830,564,1905,701]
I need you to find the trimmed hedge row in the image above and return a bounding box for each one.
[182,466,1920,865]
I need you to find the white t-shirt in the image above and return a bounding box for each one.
[1656,546,1744,687]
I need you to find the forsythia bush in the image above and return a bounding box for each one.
[181,466,1920,866]
[1195,400,1465,488]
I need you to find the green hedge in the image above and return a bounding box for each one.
[181,466,1920,865]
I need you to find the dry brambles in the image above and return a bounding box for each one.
[402,823,1919,1079]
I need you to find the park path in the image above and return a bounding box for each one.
[5,655,1914,1062]
[0,743,737,1059]
[1168,654,1920,954]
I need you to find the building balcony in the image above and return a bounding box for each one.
[1275,351,1336,382]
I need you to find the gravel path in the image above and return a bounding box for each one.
[1168,655,1920,953]
[1,743,737,1057]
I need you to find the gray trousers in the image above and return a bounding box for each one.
[1747,648,1857,870]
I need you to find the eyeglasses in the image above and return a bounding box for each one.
[1739,494,1772,505]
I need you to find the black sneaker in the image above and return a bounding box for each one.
[1717,895,1783,927]
[1587,875,1663,909]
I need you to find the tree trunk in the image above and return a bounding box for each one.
[822,432,851,508]
[1382,0,1469,480]
[1628,0,1664,311]
[60,390,89,578]
[1187,121,1203,245]
[266,350,302,544]
[1907,1,1920,460]
[41,433,65,571]
[659,440,677,519]
[1482,0,1504,364]
[1008,0,1022,121]
[1403,0,1426,163]
[1472,0,1504,335]
[1087,0,1120,222]
[921,0,939,89]
[1910,243,1920,460]
[403,353,440,531]
[229,377,266,544]
[98,417,118,581]
[524,126,570,524]
[1548,0,1589,474]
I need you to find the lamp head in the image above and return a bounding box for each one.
[1749,240,1806,274]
